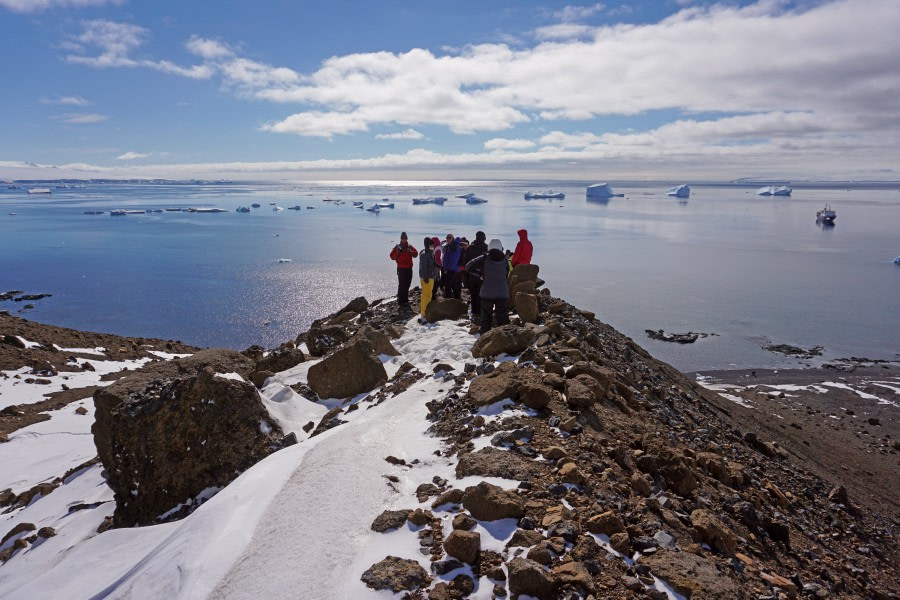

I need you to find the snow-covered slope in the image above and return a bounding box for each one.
[0,316,514,599]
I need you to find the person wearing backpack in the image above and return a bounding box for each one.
[462,231,488,320]
[389,231,418,308]
[465,238,510,334]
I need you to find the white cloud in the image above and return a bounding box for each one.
[65,20,212,79]
[533,24,595,40]
[40,95,91,106]
[53,112,108,124]
[554,4,606,22]
[484,138,536,151]
[186,36,234,60]
[375,129,425,140]
[539,131,602,148]
[0,0,124,12]
[116,151,151,160]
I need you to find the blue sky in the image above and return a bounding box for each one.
[1,0,898,181]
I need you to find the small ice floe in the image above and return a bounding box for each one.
[277,258,292,263]
[893,256,900,265]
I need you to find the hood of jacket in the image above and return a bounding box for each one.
[517,229,528,241]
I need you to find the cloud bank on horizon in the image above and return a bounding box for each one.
[1,0,898,180]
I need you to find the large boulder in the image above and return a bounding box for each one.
[307,339,387,399]
[352,325,400,357]
[456,447,546,481]
[516,292,539,324]
[691,509,736,555]
[507,557,554,599]
[424,298,468,323]
[462,481,525,521]
[361,556,431,593]
[467,361,520,406]
[638,549,740,598]
[305,316,358,358]
[92,350,280,527]
[255,346,305,373]
[471,325,537,358]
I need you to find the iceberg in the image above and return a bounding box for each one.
[757,185,792,196]
[586,183,624,199]
[666,184,690,198]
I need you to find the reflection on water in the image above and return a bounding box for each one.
[1,181,898,371]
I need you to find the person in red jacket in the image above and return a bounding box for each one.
[389,231,418,307]
[511,228,532,266]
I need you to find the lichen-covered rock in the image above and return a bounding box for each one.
[638,549,740,599]
[307,339,387,399]
[92,350,280,527]
[455,447,546,481]
[516,292,539,324]
[360,556,431,592]
[467,362,520,406]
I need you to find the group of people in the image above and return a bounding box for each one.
[390,228,533,333]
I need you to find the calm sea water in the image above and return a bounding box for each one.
[1,181,898,371]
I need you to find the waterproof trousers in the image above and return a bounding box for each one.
[397,267,413,306]
[420,278,434,316]
[468,276,483,316]
[480,297,509,334]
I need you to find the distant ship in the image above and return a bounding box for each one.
[816,205,836,225]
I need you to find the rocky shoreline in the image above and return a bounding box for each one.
[1,270,897,599]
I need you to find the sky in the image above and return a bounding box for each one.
[1,0,898,182]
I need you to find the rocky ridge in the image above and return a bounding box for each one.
[1,266,897,599]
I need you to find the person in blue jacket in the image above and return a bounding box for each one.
[441,234,462,300]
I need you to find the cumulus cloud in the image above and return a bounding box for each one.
[533,24,596,40]
[375,129,425,140]
[116,151,151,160]
[484,138,536,151]
[53,112,108,124]
[0,0,124,12]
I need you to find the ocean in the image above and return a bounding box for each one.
[1,180,898,372]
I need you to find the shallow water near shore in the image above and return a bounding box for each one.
[1,180,898,371]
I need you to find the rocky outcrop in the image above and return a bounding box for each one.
[92,350,281,527]
[461,481,525,521]
[306,339,387,399]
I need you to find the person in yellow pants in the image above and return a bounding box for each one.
[418,237,438,323]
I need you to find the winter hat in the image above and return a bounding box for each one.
[431,236,440,247]
[488,238,503,252]
[460,237,469,244]
[475,231,486,242]
[423,237,433,248]
[400,231,408,240]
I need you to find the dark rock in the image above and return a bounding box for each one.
[444,530,480,564]
[691,509,736,555]
[371,509,412,532]
[255,347,305,372]
[456,447,545,481]
[462,481,525,521]
[424,298,468,323]
[360,556,431,592]
[467,362,524,406]
[431,559,464,575]
[519,383,553,409]
[92,350,278,527]
[307,339,387,399]
[471,325,538,358]
[507,557,554,599]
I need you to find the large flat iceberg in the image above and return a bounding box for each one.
[586,183,624,198]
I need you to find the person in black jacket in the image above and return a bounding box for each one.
[462,231,488,320]
[465,238,509,334]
